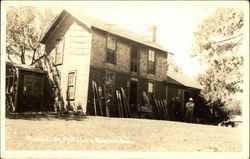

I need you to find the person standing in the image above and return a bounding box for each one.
[185,98,194,123]
[169,97,176,121]
[174,97,181,121]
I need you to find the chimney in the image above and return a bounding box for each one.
[143,25,157,43]
[152,25,157,43]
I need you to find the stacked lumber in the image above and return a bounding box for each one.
[154,99,168,120]
[91,80,104,116]
[115,87,132,118]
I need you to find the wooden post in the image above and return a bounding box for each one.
[13,68,20,112]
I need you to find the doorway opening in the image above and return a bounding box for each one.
[178,89,190,119]
[129,79,138,108]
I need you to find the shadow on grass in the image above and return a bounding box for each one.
[6,112,87,121]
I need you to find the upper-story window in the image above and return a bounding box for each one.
[55,37,64,65]
[106,35,117,64]
[130,46,139,73]
[147,50,155,74]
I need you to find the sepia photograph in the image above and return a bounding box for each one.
[1,1,249,159]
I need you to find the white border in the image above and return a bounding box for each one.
[1,1,249,159]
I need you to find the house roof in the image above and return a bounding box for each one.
[6,62,45,74]
[41,9,170,54]
[166,71,203,90]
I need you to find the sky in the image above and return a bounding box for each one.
[4,1,248,78]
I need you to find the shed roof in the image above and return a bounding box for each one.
[41,9,170,54]
[166,71,202,90]
[6,62,45,74]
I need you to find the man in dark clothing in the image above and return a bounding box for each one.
[169,97,175,120]
[173,97,181,121]
[169,97,181,121]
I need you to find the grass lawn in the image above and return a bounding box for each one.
[5,114,242,152]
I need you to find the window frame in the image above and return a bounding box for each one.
[147,80,155,104]
[54,37,65,66]
[67,70,77,101]
[23,75,44,96]
[147,49,156,74]
[106,35,117,64]
[130,46,139,73]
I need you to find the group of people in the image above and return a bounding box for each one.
[170,96,194,122]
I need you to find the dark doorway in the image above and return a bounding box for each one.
[129,80,138,107]
[178,89,190,120]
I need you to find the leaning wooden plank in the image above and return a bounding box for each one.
[154,99,162,120]
[120,88,128,118]
[92,80,97,116]
[116,90,122,117]
[118,91,124,117]
[94,81,103,116]
[157,100,164,120]
[158,100,165,120]
[121,87,131,118]
[160,100,167,120]
[103,84,110,117]
[142,91,152,112]
[163,99,169,120]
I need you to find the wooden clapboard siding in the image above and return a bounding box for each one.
[36,15,92,113]
[61,22,91,112]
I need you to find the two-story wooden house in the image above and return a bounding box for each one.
[32,9,169,118]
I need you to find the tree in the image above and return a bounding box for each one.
[192,8,244,118]
[167,55,183,73]
[6,6,57,64]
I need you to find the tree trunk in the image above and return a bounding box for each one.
[21,53,25,64]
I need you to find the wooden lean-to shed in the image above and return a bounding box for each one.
[165,71,205,121]
[6,62,53,112]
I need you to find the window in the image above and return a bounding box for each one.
[53,72,61,88]
[6,76,14,94]
[105,71,115,98]
[67,71,77,100]
[106,35,117,64]
[148,81,154,103]
[23,75,44,96]
[130,47,138,73]
[147,50,155,74]
[55,37,64,65]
